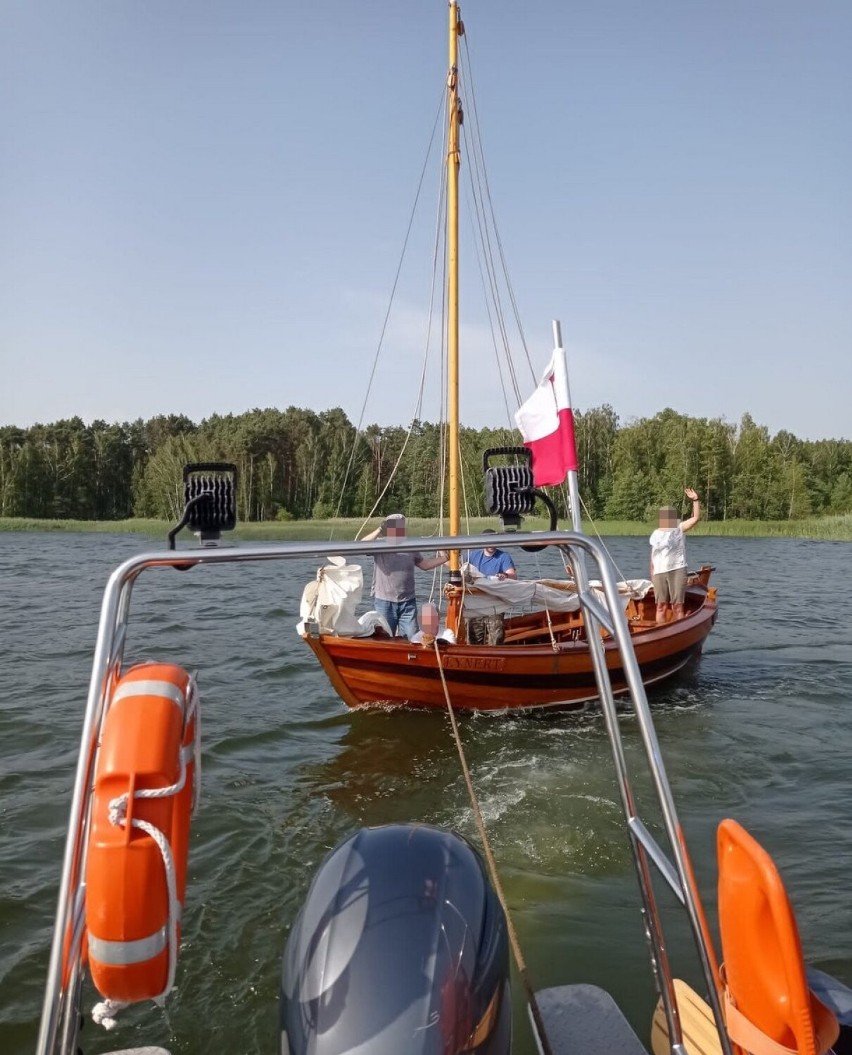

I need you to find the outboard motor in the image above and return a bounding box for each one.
[280,823,511,1055]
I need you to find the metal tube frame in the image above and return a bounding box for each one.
[37,531,731,1055]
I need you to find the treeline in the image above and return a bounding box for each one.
[1,406,851,523]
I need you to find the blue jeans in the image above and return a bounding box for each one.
[375,597,419,639]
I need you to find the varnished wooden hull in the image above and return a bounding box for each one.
[302,582,718,713]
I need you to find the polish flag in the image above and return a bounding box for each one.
[514,346,579,486]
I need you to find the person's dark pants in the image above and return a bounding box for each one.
[465,614,505,645]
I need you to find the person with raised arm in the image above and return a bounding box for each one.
[649,488,701,624]
[363,514,449,639]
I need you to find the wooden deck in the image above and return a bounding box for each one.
[651,979,724,1055]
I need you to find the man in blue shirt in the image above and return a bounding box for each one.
[465,530,516,646]
[467,530,517,580]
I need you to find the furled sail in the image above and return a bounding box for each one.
[298,557,390,638]
[458,566,653,617]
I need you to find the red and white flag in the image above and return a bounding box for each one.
[514,346,578,486]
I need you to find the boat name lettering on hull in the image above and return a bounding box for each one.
[442,655,506,672]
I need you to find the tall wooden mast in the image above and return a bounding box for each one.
[447,1,463,583]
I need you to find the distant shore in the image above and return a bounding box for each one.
[2,514,850,542]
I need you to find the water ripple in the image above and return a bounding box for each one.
[1,533,851,1054]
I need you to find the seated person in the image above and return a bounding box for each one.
[409,603,456,646]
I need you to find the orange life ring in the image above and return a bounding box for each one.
[85,662,197,1003]
[717,819,839,1055]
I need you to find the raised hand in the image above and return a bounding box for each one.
[684,487,699,501]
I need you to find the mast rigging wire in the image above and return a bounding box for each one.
[335,23,556,536]
[331,88,446,530]
[460,32,537,385]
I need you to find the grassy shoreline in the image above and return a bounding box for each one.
[2,514,850,541]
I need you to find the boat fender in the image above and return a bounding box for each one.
[85,662,199,1024]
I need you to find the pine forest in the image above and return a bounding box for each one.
[1,406,851,524]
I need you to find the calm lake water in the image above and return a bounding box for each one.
[2,531,851,1055]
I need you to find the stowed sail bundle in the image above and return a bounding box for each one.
[297,555,653,635]
[298,556,391,638]
[458,567,653,618]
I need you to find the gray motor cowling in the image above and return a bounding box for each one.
[280,823,511,1055]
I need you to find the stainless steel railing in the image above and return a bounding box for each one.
[37,531,729,1055]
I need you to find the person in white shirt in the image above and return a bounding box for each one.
[649,487,700,624]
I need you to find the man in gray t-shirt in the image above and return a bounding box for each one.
[362,514,449,638]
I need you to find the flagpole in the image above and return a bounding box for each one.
[552,320,583,534]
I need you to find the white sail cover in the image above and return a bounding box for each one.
[297,559,652,636]
[297,557,391,637]
[458,564,652,617]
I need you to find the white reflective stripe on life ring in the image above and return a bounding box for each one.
[88,924,168,966]
[112,679,186,711]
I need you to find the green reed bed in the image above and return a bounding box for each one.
[0,517,167,535]
[1,514,850,542]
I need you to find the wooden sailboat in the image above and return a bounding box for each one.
[303,566,716,711]
[300,2,717,713]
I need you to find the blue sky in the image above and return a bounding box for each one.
[2,1,850,440]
